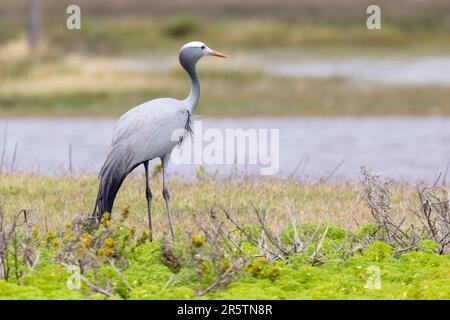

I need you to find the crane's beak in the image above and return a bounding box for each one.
[208,49,227,58]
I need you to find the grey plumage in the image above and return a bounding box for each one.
[93,41,227,239]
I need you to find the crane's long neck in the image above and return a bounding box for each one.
[183,62,200,113]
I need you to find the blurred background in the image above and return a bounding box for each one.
[1,0,450,180]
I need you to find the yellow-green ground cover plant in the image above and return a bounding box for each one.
[0,170,448,299]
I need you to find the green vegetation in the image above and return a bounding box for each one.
[30,18,450,55]
[0,213,448,300]
[2,0,450,55]
[0,173,448,299]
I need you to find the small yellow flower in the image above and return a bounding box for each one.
[81,234,93,246]
[97,248,105,256]
[268,266,280,280]
[142,230,150,239]
[104,248,113,257]
[101,213,111,225]
[64,231,74,240]
[31,228,40,241]
[104,238,114,248]
[101,213,110,221]
[191,235,204,247]
[222,259,230,271]
[138,230,151,243]
[65,223,73,229]
[46,232,55,241]
[120,207,130,221]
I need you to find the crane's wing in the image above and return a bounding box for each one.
[111,98,184,147]
[111,107,147,147]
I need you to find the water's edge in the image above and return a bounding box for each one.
[1,117,449,183]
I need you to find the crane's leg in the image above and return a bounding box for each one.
[161,154,175,240]
[143,161,153,241]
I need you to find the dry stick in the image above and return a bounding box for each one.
[0,121,8,172]
[336,227,352,254]
[363,169,413,247]
[0,208,3,231]
[321,160,345,183]
[257,221,268,257]
[108,259,132,291]
[10,142,18,173]
[377,210,410,247]
[220,206,279,259]
[44,215,49,233]
[193,213,215,243]
[257,207,268,256]
[302,223,322,251]
[206,220,232,255]
[254,207,289,257]
[6,210,28,239]
[431,172,443,188]
[68,143,73,174]
[207,209,236,254]
[209,210,246,256]
[414,185,450,250]
[217,225,247,257]
[416,185,437,238]
[13,234,20,280]
[442,160,450,187]
[289,151,309,178]
[221,206,260,245]
[0,210,28,280]
[195,210,218,250]
[196,266,233,297]
[27,251,41,271]
[60,262,112,297]
[0,209,5,279]
[311,225,329,261]
[285,198,301,253]
[162,275,176,290]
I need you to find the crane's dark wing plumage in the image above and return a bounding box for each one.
[95,144,137,216]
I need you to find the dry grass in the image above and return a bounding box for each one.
[0,173,419,238]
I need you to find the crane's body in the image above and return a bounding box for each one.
[93,41,226,239]
[111,99,190,160]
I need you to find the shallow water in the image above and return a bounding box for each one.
[114,55,450,86]
[267,56,450,86]
[1,117,450,183]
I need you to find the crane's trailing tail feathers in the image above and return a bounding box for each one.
[94,146,135,219]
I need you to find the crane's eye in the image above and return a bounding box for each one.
[201,45,205,49]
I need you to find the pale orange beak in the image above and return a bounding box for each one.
[208,49,227,58]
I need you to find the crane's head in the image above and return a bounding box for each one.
[179,41,227,70]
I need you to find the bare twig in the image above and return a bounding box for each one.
[10,142,18,172]
[60,262,112,297]
[0,121,8,172]
[68,143,73,173]
[109,259,132,291]
[196,266,234,297]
